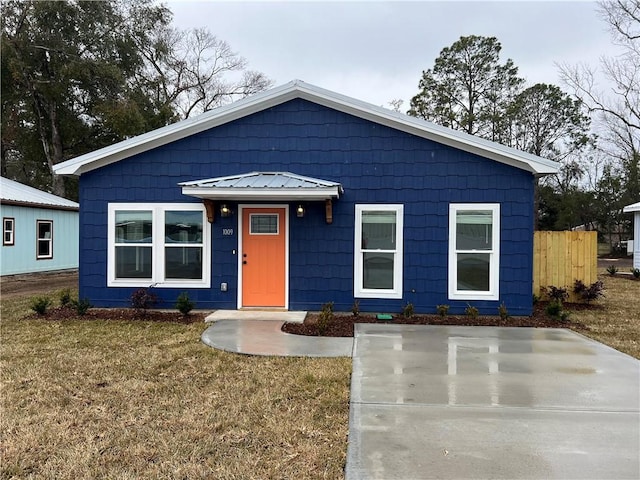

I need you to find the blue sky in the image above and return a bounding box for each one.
[167,1,619,109]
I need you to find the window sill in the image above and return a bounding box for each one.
[108,280,210,288]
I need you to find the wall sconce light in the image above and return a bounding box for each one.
[296,204,305,218]
[220,204,233,217]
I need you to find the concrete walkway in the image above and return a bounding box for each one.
[346,324,640,480]
[201,310,353,357]
[200,313,639,479]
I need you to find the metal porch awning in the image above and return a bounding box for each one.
[179,171,343,201]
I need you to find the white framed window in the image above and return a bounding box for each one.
[108,203,210,288]
[354,204,403,299]
[3,217,15,246]
[448,203,500,301]
[36,220,53,259]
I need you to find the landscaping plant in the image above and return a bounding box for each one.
[542,285,569,303]
[58,288,72,306]
[130,287,159,315]
[402,302,415,319]
[436,304,449,317]
[464,304,479,319]
[351,299,360,317]
[175,292,195,316]
[29,296,52,315]
[498,302,509,320]
[573,279,605,303]
[71,298,93,316]
[606,265,619,276]
[317,301,335,335]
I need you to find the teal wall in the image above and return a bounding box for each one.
[0,204,79,275]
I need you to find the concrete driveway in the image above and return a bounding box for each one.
[346,324,640,480]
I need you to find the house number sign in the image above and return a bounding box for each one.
[222,228,234,236]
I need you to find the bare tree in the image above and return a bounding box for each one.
[559,0,639,158]
[135,27,272,119]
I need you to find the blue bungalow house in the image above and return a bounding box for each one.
[1,177,79,275]
[53,80,558,315]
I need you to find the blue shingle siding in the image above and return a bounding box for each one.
[79,98,535,315]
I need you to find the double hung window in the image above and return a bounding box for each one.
[108,204,209,287]
[3,218,14,246]
[36,220,53,259]
[354,204,403,299]
[448,204,500,300]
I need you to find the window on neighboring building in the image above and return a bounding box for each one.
[3,217,15,246]
[36,220,53,259]
[354,204,403,299]
[108,204,209,287]
[448,204,500,300]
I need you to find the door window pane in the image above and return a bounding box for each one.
[250,214,278,234]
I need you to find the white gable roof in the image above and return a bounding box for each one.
[623,202,640,213]
[0,177,79,210]
[53,79,560,177]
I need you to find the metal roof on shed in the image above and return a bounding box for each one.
[623,202,640,213]
[0,177,79,210]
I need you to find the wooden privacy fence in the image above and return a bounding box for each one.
[533,231,598,301]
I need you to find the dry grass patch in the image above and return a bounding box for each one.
[571,273,640,359]
[1,293,351,479]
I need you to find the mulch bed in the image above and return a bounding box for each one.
[29,302,602,335]
[282,302,599,337]
[28,306,207,324]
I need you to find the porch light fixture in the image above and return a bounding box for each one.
[296,204,305,217]
[220,204,233,217]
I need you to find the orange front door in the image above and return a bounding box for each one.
[241,207,287,307]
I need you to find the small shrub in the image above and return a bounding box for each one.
[436,304,449,317]
[72,298,92,316]
[606,265,618,276]
[464,304,479,319]
[175,292,195,316]
[545,300,563,318]
[58,288,72,307]
[402,302,414,319]
[498,302,509,320]
[532,294,540,305]
[573,279,605,303]
[317,301,335,335]
[542,285,569,303]
[631,268,640,279]
[351,300,360,317]
[130,287,159,314]
[30,296,52,315]
[560,310,571,322]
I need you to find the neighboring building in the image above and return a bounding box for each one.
[1,177,79,275]
[53,80,559,315]
[623,202,640,269]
